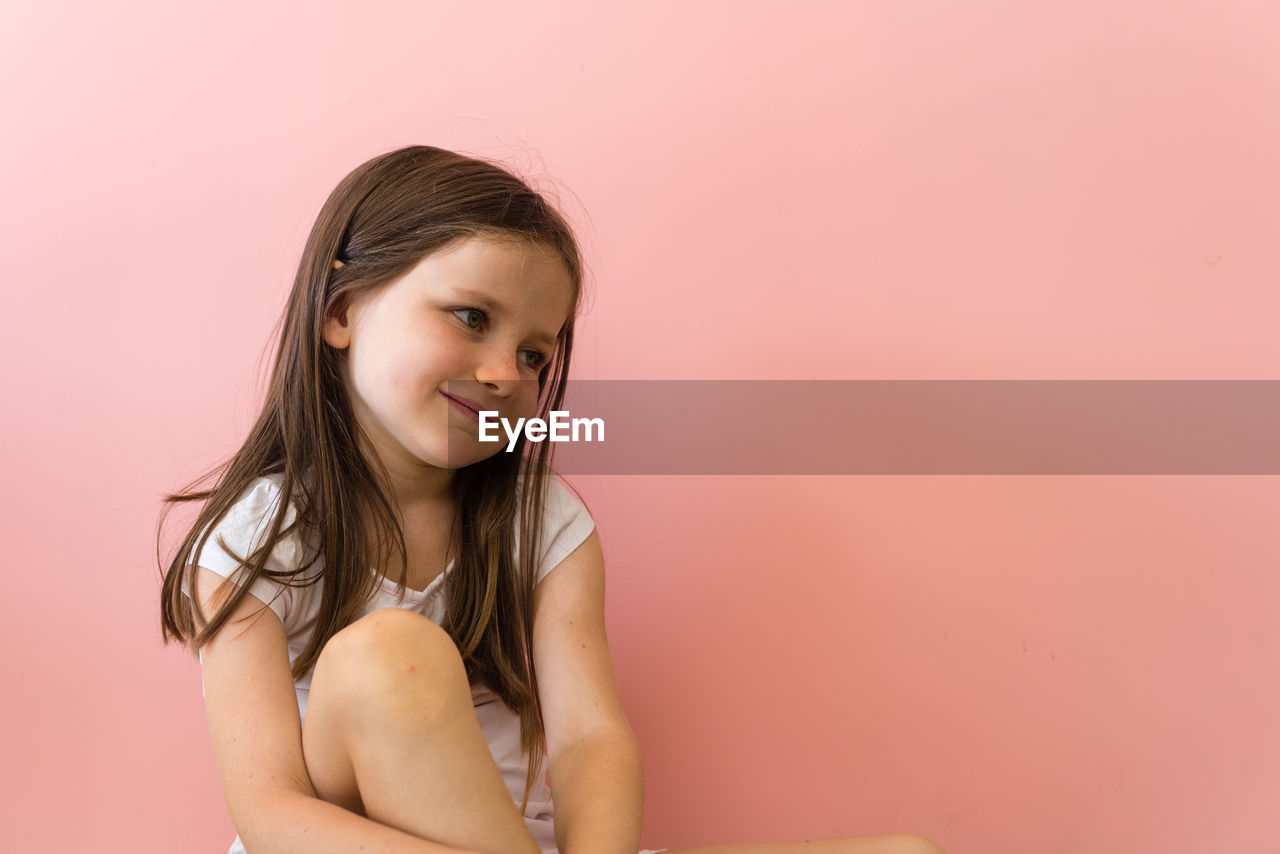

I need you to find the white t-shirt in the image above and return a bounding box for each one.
[183,471,595,854]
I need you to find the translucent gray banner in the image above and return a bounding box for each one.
[452,381,1280,474]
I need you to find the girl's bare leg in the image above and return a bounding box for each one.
[660,836,945,854]
[301,607,542,854]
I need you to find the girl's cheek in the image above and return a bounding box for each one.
[428,319,470,359]
[431,338,472,371]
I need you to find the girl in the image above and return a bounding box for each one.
[158,145,945,854]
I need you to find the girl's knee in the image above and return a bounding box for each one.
[312,607,469,711]
[328,607,458,660]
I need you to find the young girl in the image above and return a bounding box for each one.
[158,145,945,854]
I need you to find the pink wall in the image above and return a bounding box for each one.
[2,1,1276,852]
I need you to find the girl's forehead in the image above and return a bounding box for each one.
[424,236,572,298]
[436,232,565,270]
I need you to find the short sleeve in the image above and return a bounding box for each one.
[533,476,596,584]
[181,475,301,627]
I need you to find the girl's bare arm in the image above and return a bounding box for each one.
[530,531,646,854]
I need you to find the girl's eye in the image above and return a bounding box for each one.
[520,349,549,369]
[453,308,485,329]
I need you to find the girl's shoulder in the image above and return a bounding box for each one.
[515,469,592,523]
[221,472,301,535]
[188,472,310,628]
[237,469,290,505]
[193,472,310,577]
[517,471,596,584]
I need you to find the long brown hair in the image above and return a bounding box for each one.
[158,145,586,812]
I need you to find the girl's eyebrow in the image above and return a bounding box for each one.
[452,288,502,312]
[450,288,506,317]
[451,288,559,348]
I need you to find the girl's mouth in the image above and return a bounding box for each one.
[442,392,481,422]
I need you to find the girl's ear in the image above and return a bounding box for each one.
[322,295,355,350]
[322,259,354,349]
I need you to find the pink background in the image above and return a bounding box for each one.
[2,2,1277,852]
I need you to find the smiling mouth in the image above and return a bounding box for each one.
[442,392,482,420]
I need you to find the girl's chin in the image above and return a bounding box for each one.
[436,440,508,470]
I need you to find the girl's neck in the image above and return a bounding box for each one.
[357,482,459,555]
[381,469,457,523]
[389,475,455,511]
[357,437,456,509]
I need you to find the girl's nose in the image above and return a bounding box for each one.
[474,350,522,396]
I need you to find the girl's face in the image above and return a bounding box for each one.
[323,234,574,484]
